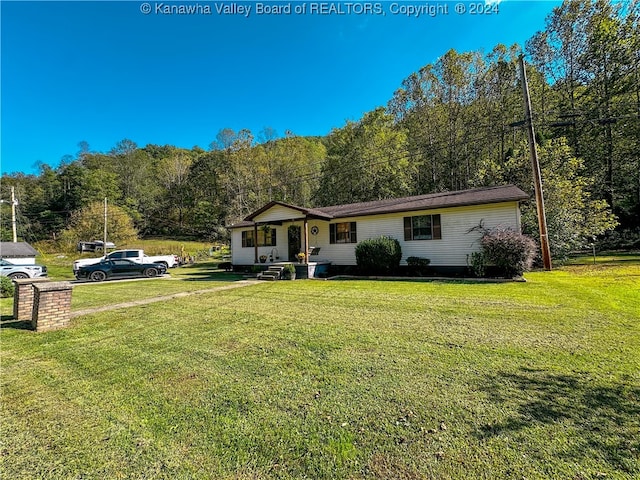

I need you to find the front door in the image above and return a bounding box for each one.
[287,225,301,262]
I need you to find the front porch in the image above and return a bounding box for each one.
[253,261,331,279]
[231,200,336,271]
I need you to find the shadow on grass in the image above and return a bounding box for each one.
[477,368,640,473]
[0,316,32,330]
[567,252,640,266]
[173,270,245,282]
[330,276,519,285]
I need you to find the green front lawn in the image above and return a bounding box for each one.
[0,262,243,315]
[70,262,244,310]
[70,277,241,311]
[1,262,639,479]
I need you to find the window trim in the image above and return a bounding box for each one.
[329,222,357,244]
[403,214,441,241]
[242,228,276,248]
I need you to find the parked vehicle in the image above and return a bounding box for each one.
[0,259,48,280]
[77,240,116,252]
[73,249,177,274]
[75,258,167,282]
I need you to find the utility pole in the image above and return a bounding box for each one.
[11,187,18,242]
[519,56,552,271]
[0,187,18,242]
[103,197,108,255]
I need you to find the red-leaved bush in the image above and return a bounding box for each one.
[480,227,537,277]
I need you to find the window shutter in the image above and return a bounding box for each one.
[350,222,357,243]
[404,217,412,241]
[329,224,336,244]
[432,214,442,239]
[270,228,276,245]
[242,231,247,248]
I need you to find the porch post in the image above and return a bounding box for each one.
[303,217,309,263]
[253,223,259,264]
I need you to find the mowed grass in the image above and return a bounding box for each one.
[0,262,243,314]
[69,264,245,310]
[1,262,639,479]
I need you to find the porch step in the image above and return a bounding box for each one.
[257,265,285,281]
[258,274,278,281]
[260,271,280,280]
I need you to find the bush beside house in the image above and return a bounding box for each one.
[406,256,431,276]
[478,227,537,277]
[355,236,402,275]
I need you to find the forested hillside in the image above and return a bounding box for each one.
[2,0,638,256]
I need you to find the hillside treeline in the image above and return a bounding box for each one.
[2,0,638,253]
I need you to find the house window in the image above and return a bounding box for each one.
[329,222,357,244]
[242,231,254,248]
[403,214,441,241]
[242,229,276,248]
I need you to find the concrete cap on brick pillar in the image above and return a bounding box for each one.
[33,281,74,293]
[13,277,51,286]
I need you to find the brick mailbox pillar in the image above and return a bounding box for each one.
[31,282,74,332]
[13,278,51,321]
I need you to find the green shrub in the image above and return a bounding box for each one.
[480,227,537,277]
[468,251,487,278]
[355,236,402,275]
[1,276,15,298]
[597,227,640,250]
[282,263,296,279]
[406,256,430,276]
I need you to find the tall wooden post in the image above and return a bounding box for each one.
[103,197,108,254]
[303,218,309,264]
[253,223,259,264]
[519,56,552,271]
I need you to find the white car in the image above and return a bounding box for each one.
[0,259,48,280]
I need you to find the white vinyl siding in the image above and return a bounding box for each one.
[2,257,37,265]
[231,227,287,265]
[308,202,521,266]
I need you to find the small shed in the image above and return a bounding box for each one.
[0,242,39,265]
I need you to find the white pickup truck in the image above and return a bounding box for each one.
[73,249,178,273]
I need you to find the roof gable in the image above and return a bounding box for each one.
[245,201,332,223]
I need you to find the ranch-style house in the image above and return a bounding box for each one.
[229,185,529,277]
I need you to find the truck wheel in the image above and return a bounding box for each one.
[90,271,107,282]
[144,267,159,278]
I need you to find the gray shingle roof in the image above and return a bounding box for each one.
[231,185,528,228]
[318,185,529,218]
[0,242,39,257]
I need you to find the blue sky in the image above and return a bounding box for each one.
[1,0,561,175]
